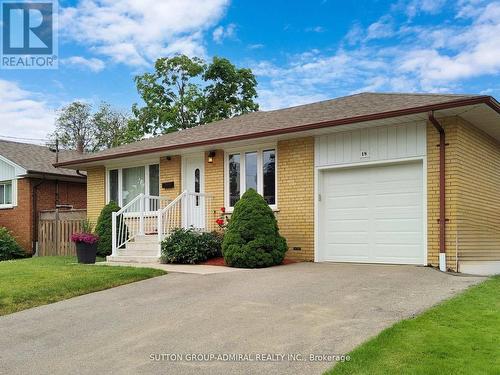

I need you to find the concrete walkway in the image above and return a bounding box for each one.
[98,261,246,274]
[0,263,483,375]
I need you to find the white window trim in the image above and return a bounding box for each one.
[0,179,16,209]
[224,144,278,213]
[106,162,160,207]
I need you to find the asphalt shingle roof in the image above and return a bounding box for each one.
[0,140,85,177]
[57,92,487,166]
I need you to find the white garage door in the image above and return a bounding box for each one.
[319,161,424,265]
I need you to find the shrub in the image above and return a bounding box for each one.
[222,188,287,268]
[161,228,222,264]
[95,201,121,257]
[0,227,25,261]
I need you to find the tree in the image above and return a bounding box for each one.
[222,189,288,268]
[50,101,133,152]
[130,55,259,137]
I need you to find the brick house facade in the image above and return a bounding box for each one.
[57,93,500,275]
[0,140,87,253]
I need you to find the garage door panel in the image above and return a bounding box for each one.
[320,161,424,265]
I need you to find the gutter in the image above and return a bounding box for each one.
[428,112,447,272]
[54,96,500,168]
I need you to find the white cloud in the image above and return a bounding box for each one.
[212,23,236,44]
[254,1,500,109]
[366,16,394,41]
[305,26,326,33]
[61,56,106,72]
[60,0,230,66]
[0,80,56,142]
[399,0,447,18]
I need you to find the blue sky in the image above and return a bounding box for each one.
[0,0,499,142]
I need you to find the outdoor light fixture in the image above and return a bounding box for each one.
[208,151,216,163]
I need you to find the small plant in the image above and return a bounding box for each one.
[95,201,121,257]
[215,206,229,229]
[81,219,94,234]
[70,232,99,245]
[0,227,25,261]
[222,188,288,268]
[161,228,222,264]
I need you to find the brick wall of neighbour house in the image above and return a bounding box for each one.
[0,178,32,252]
[454,117,500,266]
[277,137,315,261]
[0,178,87,253]
[159,156,182,201]
[204,150,224,231]
[86,166,106,224]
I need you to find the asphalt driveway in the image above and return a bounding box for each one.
[0,263,482,375]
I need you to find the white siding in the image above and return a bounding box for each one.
[0,159,16,181]
[315,122,427,167]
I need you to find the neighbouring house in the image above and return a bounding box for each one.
[0,140,87,254]
[55,93,500,275]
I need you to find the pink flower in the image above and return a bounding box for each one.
[215,218,224,226]
[71,232,99,244]
[220,207,226,213]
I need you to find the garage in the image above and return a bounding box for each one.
[318,160,425,265]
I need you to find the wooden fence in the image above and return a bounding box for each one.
[37,209,87,256]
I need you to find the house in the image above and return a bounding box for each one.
[0,140,87,253]
[55,93,500,275]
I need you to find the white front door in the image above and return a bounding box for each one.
[318,161,425,265]
[183,154,205,229]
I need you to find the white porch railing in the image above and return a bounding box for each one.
[111,191,215,257]
[158,191,214,241]
[111,194,170,255]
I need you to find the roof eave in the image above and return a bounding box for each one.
[54,95,500,168]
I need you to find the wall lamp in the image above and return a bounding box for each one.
[208,151,216,163]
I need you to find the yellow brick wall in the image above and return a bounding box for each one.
[455,117,500,264]
[427,118,460,270]
[277,137,315,261]
[159,155,182,200]
[205,150,225,230]
[86,166,106,224]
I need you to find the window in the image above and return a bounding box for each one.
[0,181,12,205]
[226,148,276,208]
[228,154,240,206]
[107,163,159,207]
[109,169,119,203]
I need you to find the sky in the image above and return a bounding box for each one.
[0,0,499,144]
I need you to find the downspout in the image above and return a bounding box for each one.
[32,178,46,255]
[428,112,447,272]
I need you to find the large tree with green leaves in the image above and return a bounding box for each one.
[129,55,259,137]
[50,101,133,152]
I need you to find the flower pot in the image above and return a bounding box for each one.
[75,241,97,264]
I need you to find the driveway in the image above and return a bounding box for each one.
[0,263,482,375]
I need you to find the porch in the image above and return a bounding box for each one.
[108,191,216,263]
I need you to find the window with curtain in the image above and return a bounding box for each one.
[109,169,119,203]
[229,154,240,206]
[122,166,145,206]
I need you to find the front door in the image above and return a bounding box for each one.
[183,154,205,229]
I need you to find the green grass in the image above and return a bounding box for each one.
[0,256,166,316]
[327,276,500,375]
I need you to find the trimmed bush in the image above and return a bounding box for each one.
[0,227,25,261]
[222,188,287,268]
[95,201,121,257]
[161,228,222,264]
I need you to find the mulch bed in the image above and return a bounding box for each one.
[200,257,297,267]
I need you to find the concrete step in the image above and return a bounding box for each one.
[125,241,159,252]
[106,255,160,264]
[117,248,159,257]
[133,234,159,244]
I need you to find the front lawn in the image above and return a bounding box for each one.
[0,256,166,316]
[327,276,500,375]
